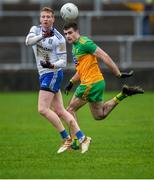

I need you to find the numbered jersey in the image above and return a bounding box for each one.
[26,25,66,76]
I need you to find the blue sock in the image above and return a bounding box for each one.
[76,131,85,143]
[60,129,70,139]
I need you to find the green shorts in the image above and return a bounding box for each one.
[75,80,106,102]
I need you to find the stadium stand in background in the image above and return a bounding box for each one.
[0,0,154,91]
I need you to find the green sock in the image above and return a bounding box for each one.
[113,92,127,103]
[71,137,80,150]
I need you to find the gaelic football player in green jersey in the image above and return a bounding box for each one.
[63,22,144,149]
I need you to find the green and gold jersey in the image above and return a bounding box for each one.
[72,36,104,85]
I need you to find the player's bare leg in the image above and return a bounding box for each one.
[89,84,144,120]
[67,95,87,150]
[52,92,91,153]
[51,91,82,135]
[38,90,66,131]
[38,90,73,153]
[89,99,117,120]
[67,95,87,120]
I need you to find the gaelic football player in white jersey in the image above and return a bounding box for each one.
[26,7,91,154]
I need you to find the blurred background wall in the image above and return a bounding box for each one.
[0,0,154,91]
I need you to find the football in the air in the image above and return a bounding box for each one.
[60,3,78,21]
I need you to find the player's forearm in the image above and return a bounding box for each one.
[53,54,67,68]
[103,53,121,76]
[106,59,121,77]
[53,59,66,68]
[25,34,43,46]
[71,72,80,83]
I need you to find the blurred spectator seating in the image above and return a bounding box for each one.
[0,0,154,69]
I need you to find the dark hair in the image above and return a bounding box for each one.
[63,22,78,31]
[41,7,54,14]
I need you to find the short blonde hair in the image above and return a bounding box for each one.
[41,7,54,15]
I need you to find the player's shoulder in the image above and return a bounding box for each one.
[79,36,97,53]
[79,36,93,44]
[54,28,65,41]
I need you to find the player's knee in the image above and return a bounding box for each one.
[38,106,47,116]
[94,114,106,120]
[54,109,64,118]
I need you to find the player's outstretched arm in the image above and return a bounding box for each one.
[94,47,133,78]
[25,26,43,46]
[26,26,54,46]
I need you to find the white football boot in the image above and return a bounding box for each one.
[57,138,72,154]
[81,136,92,154]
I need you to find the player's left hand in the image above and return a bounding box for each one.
[40,60,54,69]
[64,81,74,95]
[119,70,134,78]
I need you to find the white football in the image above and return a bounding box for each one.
[60,3,78,21]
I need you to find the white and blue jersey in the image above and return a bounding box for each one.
[26,25,67,93]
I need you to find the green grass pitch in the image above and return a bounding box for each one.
[0,92,154,178]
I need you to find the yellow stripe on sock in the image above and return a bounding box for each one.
[113,97,120,104]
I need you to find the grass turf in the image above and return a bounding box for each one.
[0,92,154,178]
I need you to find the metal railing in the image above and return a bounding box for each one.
[0,10,154,70]
[93,35,154,68]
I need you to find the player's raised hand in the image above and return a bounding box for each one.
[42,28,54,38]
[118,70,134,78]
[40,60,54,68]
[64,80,74,95]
